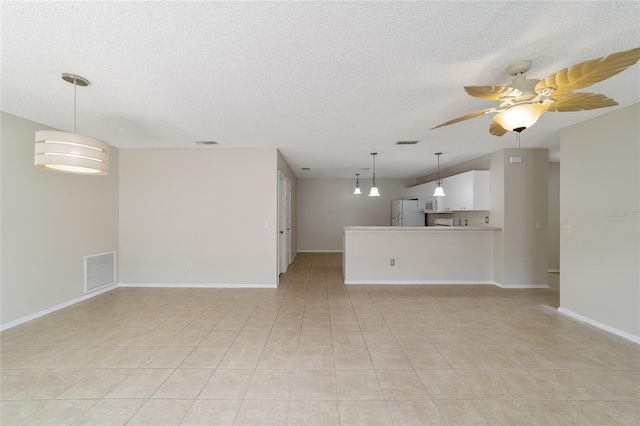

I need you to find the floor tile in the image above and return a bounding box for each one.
[72,398,145,425]
[140,346,194,368]
[299,331,332,347]
[198,369,254,399]
[291,369,337,400]
[180,399,241,426]
[376,369,430,400]
[297,347,335,369]
[105,368,173,399]
[386,399,447,425]
[0,399,50,425]
[368,347,412,369]
[338,400,393,426]
[287,400,340,425]
[218,346,263,369]
[416,369,475,399]
[336,369,383,400]
[246,370,295,400]
[126,398,193,425]
[234,399,289,425]
[58,369,133,399]
[20,398,97,425]
[333,347,373,369]
[151,368,213,399]
[179,346,228,368]
[457,369,522,399]
[434,399,500,425]
[1,258,637,426]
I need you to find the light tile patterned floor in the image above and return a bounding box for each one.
[1,252,638,425]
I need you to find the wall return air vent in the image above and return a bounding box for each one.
[84,251,116,293]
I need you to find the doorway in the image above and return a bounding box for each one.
[278,172,292,276]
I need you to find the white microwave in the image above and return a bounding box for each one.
[424,198,438,213]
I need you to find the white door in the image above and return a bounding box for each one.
[278,173,291,275]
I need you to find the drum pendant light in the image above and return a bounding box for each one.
[432,152,446,196]
[35,73,110,175]
[368,153,380,197]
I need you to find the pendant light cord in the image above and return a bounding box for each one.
[73,76,77,133]
[372,154,377,186]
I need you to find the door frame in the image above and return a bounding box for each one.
[278,172,292,276]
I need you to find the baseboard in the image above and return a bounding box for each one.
[345,280,496,285]
[118,283,277,288]
[297,250,343,253]
[0,283,119,331]
[548,269,560,273]
[494,283,549,289]
[557,307,640,344]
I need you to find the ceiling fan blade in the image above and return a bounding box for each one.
[535,47,640,95]
[464,86,521,100]
[489,119,508,137]
[547,92,618,112]
[431,108,496,130]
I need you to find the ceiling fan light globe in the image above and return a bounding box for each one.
[494,104,548,131]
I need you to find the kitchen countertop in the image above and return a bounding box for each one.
[343,226,501,232]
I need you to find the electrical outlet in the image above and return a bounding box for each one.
[187,261,193,269]
[390,259,395,266]
[563,225,571,234]
[536,221,541,229]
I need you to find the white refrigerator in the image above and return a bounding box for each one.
[391,199,425,226]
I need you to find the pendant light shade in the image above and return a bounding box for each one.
[35,131,109,175]
[432,152,446,197]
[493,104,548,132]
[353,173,362,195]
[35,73,110,175]
[369,153,380,197]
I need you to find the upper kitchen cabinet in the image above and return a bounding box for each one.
[440,170,490,211]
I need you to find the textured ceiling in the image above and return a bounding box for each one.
[2,1,639,179]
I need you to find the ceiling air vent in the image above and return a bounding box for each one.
[195,141,218,145]
[301,167,311,170]
[395,140,419,145]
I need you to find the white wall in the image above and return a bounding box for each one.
[501,148,549,286]
[297,178,414,251]
[119,148,278,287]
[1,113,119,327]
[419,148,548,287]
[548,162,560,271]
[344,228,495,284]
[560,103,639,339]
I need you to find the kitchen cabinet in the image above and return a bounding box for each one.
[439,170,490,211]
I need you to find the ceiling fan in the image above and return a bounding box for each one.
[431,47,640,136]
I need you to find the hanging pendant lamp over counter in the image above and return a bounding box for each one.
[369,153,380,197]
[34,73,110,175]
[353,173,362,195]
[432,152,446,197]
